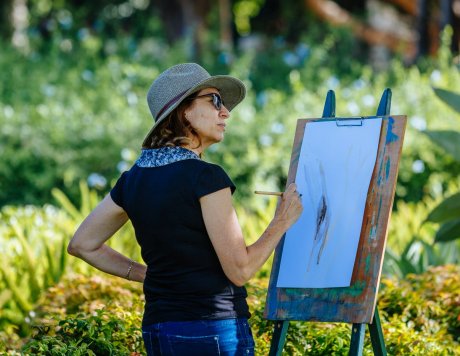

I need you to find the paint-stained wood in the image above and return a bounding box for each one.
[264,115,407,324]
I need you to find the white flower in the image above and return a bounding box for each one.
[412,160,425,173]
[87,173,107,189]
[409,116,427,131]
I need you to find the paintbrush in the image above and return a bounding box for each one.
[254,191,283,196]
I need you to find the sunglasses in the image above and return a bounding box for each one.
[191,93,223,111]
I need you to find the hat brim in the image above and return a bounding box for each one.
[142,75,246,148]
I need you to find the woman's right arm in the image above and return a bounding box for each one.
[200,183,303,286]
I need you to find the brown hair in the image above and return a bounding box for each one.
[143,95,202,150]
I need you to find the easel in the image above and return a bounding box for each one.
[266,89,405,356]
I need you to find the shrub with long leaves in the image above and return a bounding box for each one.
[425,88,460,243]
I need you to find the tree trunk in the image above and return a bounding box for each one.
[250,0,310,42]
[156,0,211,61]
[218,0,233,52]
[416,0,430,57]
[452,0,460,53]
[305,0,416,55]
[384,0,417,15]
[439,0,452,29]
[156,0,185,43]
[334,0,366,13]
[439,0,458,53]
[0,0,14,41]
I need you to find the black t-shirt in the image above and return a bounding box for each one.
[110,151,250,325]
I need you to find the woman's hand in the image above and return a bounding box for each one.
[273,183,303,230]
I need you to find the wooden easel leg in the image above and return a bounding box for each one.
[376,88,392,116]
[368,307,387,356]
[322,90,336,118]
[349,323,365,356]
[268,320,289,356]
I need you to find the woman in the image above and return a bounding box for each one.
[68,63,303,355]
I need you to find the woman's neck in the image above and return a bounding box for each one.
[183,137,208,156]
[182,144,203,156]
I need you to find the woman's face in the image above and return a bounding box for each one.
[184,87,230,150]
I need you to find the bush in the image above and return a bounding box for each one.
[0,204,71,337]
[1,266,458,355]
[247,265,460,355]
[22,312,142,356]
[19,274,144,355]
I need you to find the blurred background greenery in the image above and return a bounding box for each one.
[1,0,460,354]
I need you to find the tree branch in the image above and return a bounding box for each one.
[305,0,416,56]
[383,0,417,16]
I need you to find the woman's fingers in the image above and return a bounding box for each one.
[275,183,303,228]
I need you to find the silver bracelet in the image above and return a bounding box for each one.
[125,259,135,280]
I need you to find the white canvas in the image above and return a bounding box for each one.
[276,118,382,288]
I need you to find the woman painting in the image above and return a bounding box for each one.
[68,63,303,355]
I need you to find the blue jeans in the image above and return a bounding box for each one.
[142,318,255,356]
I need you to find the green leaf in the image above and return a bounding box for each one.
[1,308,24,324]
[10,220,41,301]
[80,180,91,217]
[433,87,460,114]
[59,236,68,280]
[0,289,12,309]
[424,130,460,162]
[426,192,460,223]
[434,218,460,243]
[44,242,56,287]
[0,265,33,313]
[52,187,82,220]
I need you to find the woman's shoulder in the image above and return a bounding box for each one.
[177,160,228,180]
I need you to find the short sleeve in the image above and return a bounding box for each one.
[194,164,236,199]
[110,171,128,208]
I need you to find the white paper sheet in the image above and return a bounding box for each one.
[276,118,382,288]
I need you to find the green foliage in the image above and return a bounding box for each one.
[51,182,141,262]
[3,266,458,354]
[434,219,460,243]
[0,179,457,354]
[0,182,141,339]
[0,43,152,206]
[433,87,460,114]
[379,265,460,349]
[233,0,265,36]
[384,238,459,277]
[0,204,71,336]
[1,30,460,211]
[384,195,460,277]
[20,274,144,355]
[386,197,438,254]
[425,88,460,243]
[247,265,460,355]
[425,130,460,163]
[427,192,460,223]
[1,12,460,355]
[23,313,138,356]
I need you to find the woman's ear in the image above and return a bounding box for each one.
[184,110,190,122]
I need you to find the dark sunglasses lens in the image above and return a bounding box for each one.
[212,94,222,110]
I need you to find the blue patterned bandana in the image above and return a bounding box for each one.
[135,146,200,168]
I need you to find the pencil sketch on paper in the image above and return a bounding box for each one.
[276,118,382,289]
[304,160,331,271]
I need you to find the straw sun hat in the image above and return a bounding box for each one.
[142,63,246,148]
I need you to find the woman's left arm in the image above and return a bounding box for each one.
[67,194,146,283]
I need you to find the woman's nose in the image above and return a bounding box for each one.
[220,105,230,118]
